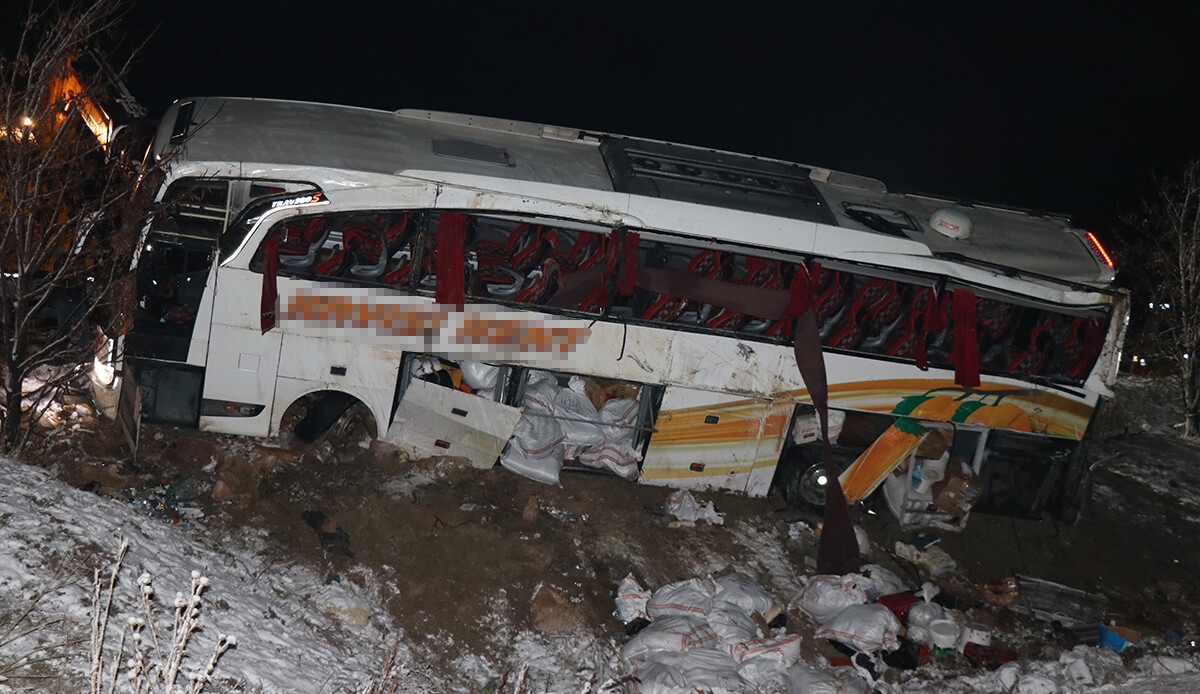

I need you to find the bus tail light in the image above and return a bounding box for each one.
[1084,232,1115,271]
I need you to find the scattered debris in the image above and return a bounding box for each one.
[894,541,958,578]
[529,582,585,632]
[301,510,354,558]
[979,576,1020,606]
[1015,574,1108,625]
[665,489,724,525]
[1099,624,1142,652]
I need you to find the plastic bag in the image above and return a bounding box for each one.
[814,603,901,653]
[616,573,651,624]
[666,489,724,525]
[713,572,776,616]
[906,582,944,645]
[791,575,867,623]
[459,361,501,391]
[647,577,716,620]
[623,616,720,660]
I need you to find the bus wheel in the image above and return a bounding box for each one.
[294,391,359,443]
[790,462,832,510]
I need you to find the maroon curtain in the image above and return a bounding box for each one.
[260,236,279,334]
[436,213,467,309]
[618,231,640,296]
[953,288,980,387]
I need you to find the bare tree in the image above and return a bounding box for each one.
[0,2,148,452]
[1129,160,1200,437]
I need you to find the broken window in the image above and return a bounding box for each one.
[464,215,609,316]
[251,211,427,291]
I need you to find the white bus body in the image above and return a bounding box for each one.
[107,97,1127,524]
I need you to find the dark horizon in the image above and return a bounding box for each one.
[13,2,1200,236]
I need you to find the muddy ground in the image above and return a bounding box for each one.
[27,376,1200,687]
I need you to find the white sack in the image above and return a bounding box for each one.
[629,649,745,694]
[498,442,562,486]
[615,573,650,624]
[576,397,643,480]
[706,603,760,643]
[791,575,867,624]
[728,634,802,666]
[623,616,720,661]
[553,386,605,450]
[814,603,901,653]
[500,379,565,485]
[713,572,776,616]
[849,565,910,600]
[647,577,715,620]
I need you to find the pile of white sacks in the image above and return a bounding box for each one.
[500,371,643,485]
[614,572,871,693]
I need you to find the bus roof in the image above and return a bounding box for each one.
[155,97,1114,288]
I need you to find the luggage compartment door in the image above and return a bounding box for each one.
[639,387,771,494]
[385,379,523,468]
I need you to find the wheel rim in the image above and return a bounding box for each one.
[797,464,830,508]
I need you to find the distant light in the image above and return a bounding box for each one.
[866,508,877,515]
[1164,303,1172,309]
[1149,303,1155,308]
[816,474,828,486]
[1140,358,1147,366]
[1186,354,1191,360]
[20,116,32,127]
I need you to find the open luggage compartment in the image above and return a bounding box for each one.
[386,353,661,483]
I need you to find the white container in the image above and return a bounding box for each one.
[929,619,960,649]
[957,623,992,652]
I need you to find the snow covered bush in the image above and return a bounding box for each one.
[89,539,235,694]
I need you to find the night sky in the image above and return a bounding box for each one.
[65,3,1200,236]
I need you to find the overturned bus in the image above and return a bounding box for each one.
[98,97,1127,528]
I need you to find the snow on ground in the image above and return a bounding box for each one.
[6,376,1200,692]
[0,455,404,692]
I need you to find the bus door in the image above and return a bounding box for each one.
[125,179,228,426]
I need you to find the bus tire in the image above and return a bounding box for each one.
[294,391,359,443]
[774,447,830,511]
[789,462,832,510]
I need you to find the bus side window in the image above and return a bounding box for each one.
[157,180,229,242]
[252,212,423,292]
[465,214,605,315]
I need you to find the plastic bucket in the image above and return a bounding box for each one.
[929,619,960,649]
